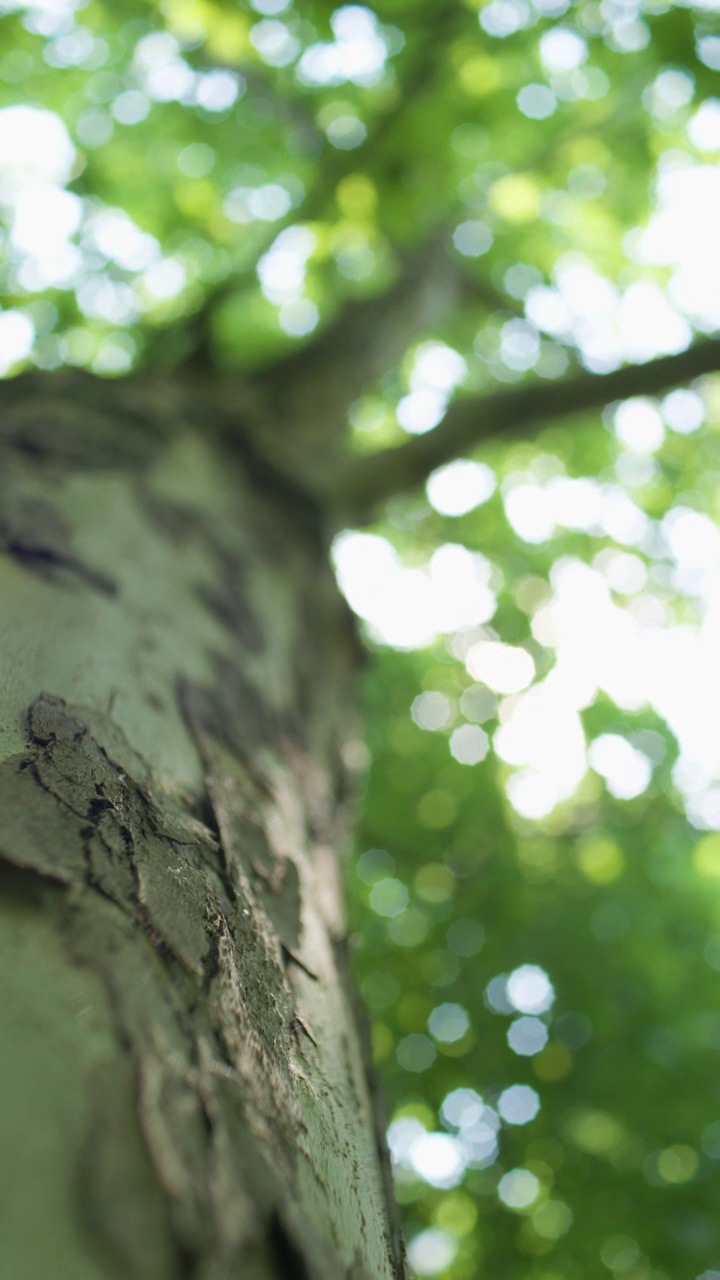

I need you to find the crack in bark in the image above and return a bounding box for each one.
[0,690,402,1278]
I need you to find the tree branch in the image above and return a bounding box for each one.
[155,0,468,373]
[250,233,457,432]
[333,336,720,519]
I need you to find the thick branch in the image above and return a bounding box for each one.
[250,234,457,437]
[333,336,720,518]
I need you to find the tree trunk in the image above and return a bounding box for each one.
[0,372,404,1280]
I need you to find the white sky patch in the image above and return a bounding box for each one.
[77,275,137,324]
[486,974,514,1014]
[85,207,158,271]
[428,1003,470,1043]
[5,0,82,36]
[250,19,300,67]
[461,685,497,723]
[555,257,618,320]
[494,558,662,817]
[501,319,540,372]
[252,0,292,13]
[645,69,694,122]
[441,1088,485,1129]
[589,733,653,798]
[495,680,587,817]
[498,1168,541,1209]
[195,69,242,112]
[498,1084,541,1124]
[540,560,645,708]
[508,1016,549,1056]
[525,285,573,338]
[398,342,466,435]
[333,534,497,649]
[453,219,493,257]
[539,27,587,71]
[0,105,75,186]
[427,460,496,516]
[440,1088,501,1169]
[698,36,720,69]
[662,388,704,434]
[133,31,196,102]
[325,115,367,149]
[663,508,720,588]
[0,310,34,374]
[11,181,82,280]
[688,98,720,151]
[141,257,186,301]
[409,1132,466,1188]
[480,0,534,38]
[504,481,556,543]
[412,341,467,393]
[225,183,293,224]
[490,548,720,824]
[598,550,647,595]
[278,298,318,336]
[630,162,720,329]
[503,475,650,548]
[0,107,82,292]
[407,1229,458,1276]
[617,281,691,362]
[507,964,554,1014]
[517,84,557,119]
[412,691,453,731]
[546,476,605,530]
[450,724,490,765]
[113,91,151,126]
[465,641,535,693]
[257,226,315,304]
[613,398,665,452]
[397,390,446,434]
[387,1115,426,1166]
[526,254,690,369]
[297,5,389,87]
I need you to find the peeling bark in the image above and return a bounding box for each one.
[0,375,405,1280]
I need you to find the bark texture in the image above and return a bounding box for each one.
[0,373,404,1280]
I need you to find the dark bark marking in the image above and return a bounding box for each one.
[193,537,266,656]
[283,944,319,982]
[0,482,117,595]
[137,494,268,654]
[179,661,279,787]
[4,539,118,595]
[269,1212,313,1280]
[290,1012,318,1048]
[0,374,169,473]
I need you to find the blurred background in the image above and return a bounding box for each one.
[2,0,720,1276]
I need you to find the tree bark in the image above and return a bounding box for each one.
[0,371,404,1280]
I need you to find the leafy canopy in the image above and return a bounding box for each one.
[2,1,720,1278]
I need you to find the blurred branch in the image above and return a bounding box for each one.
[228,233,461,491]
[153,0,468,371]
[333,336,720,519]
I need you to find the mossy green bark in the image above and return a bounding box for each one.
[0,373,404,1280]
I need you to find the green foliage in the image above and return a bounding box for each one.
[3,1,720,1278]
